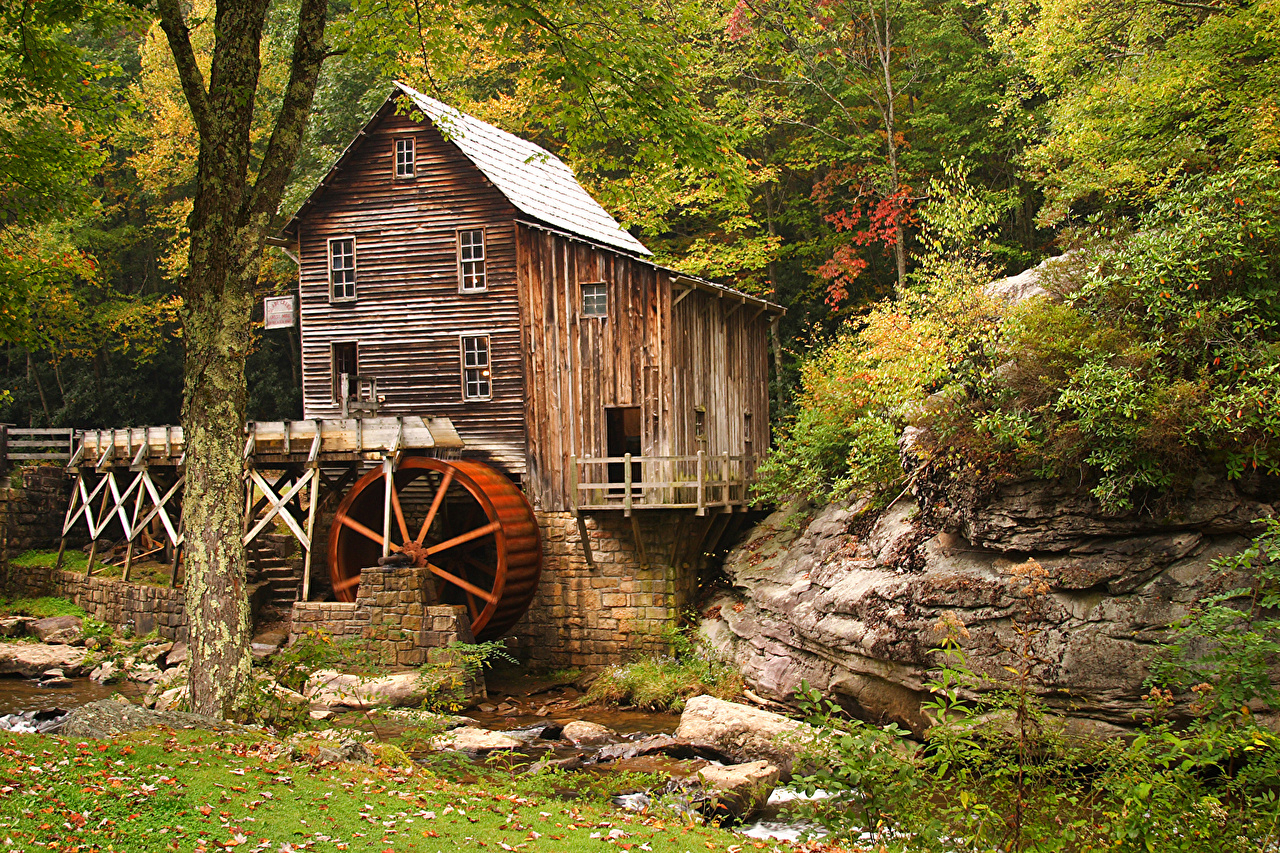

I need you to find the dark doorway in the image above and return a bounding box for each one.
[606,406,642,492]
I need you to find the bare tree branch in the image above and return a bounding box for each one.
[155,0,210,139]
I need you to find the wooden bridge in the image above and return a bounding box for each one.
[52,417,463,597]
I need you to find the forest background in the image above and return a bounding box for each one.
[1,0,1277,512]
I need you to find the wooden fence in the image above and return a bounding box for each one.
[0,426,77,474]
[570,452,757,516]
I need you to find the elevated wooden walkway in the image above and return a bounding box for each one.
[56,417,464,598]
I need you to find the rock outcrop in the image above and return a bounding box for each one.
[674,695,813,779]
[0,642,87,677]
[705,461,1278,735]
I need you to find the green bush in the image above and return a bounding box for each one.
[584,625,742,712]
[760,163,1280,512]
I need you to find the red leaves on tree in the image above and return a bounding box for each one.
[814,166,917,307]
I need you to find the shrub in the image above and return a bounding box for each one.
[584,625,742,712]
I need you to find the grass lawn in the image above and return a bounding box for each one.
[0,596,86,619]
[0,728,805,853]
[9,550,175,587]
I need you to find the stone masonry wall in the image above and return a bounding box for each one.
[509,510,706,669]
[289,565,474,667]
[0,563,186,640]
[1,464,73,557]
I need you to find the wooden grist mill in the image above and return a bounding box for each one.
[53,82,783,663]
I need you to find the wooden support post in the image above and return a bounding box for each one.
[85,474,112,577]
[696,450,706,516]
[169,501,185,588]
[381,456,393,559]
[301,462,320,601]
[722,452,732,512]
[629,513,649,570]
[623,453,633,518]
[576,515,595,569]
[54,537,67,572]
[568,455,578,516]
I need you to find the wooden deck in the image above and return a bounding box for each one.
[70,416,463,469]
[570,452,758,516]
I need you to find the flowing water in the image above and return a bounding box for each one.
[0,675,140,715]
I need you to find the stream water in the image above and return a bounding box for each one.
[0,673,824,841]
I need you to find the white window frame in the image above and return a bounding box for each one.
[328,237,357,302]
[460,334,492,401]
[581,282,608,317]
[457,228,487,293]
[394,137,416,179]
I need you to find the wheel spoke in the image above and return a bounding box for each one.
[338,513,399,552]
[389,478,410,545]
[460,553,496,578]
[335,574,361,592]
[464,590,480,620]
[416,470,453,544]
[426,520,500,556]
[426,562,498,604]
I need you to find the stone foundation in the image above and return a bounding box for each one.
[289,565,475,666]
[508,510,723,669]
[0,564,187,641]
[1,464,73,557]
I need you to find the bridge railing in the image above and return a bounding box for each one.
[570,452,758,516]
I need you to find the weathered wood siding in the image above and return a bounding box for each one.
[516,224,772,511]
[295,107,527,474]
[516,225,670,510]
[669,287,772,464]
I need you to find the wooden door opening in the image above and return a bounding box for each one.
[606,406,642,493]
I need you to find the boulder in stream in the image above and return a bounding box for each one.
[697,760,780,819]
[561,720,614,744]
[674,695,814,780]
[431,727,524,752]
[0,641,87,677]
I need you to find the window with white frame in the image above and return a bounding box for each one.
[328,238,356,301]
[581,282,607,317]
[461,335,491,400]
[394,138,415,178]
[458,229,486,292]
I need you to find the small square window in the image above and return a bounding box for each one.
[329,238,356,301]
[581,282,607,317]
[458,229,486,292]
[395,138,415,178]
[461,335,491,400]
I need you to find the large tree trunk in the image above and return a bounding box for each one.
[158,0,328,718]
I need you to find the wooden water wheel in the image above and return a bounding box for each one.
[327,456,542,640]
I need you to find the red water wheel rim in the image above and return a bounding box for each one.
[326,456,542,640]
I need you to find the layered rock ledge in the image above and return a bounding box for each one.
[704,461,1278,735]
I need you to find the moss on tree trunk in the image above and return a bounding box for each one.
[158,0,329,718]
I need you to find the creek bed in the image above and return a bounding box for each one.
[0,675,141,716]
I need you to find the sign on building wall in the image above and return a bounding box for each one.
[264,295,296,329]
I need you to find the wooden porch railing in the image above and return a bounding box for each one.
[570,452,758,516]
[0,426,77,474]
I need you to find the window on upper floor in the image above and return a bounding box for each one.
[460,334,492,400]
[458,229,487,293]
[329,238,356,302]
[581,282,607,317]
[394,138,415,178]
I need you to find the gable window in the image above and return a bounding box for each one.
[394,138,415,178]
[458,229,486,292]
[328,237,356,301]
[332,342,358,401]
[461,335,491,400]
[581,282,607,317]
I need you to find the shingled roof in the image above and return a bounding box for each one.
[283,83,651,258]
